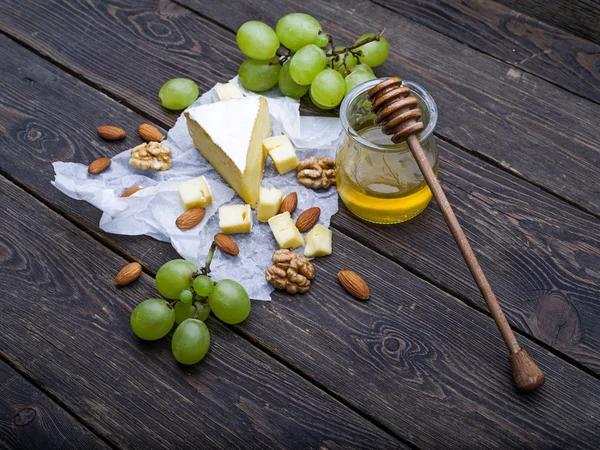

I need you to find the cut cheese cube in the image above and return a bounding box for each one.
[268,212,304,249]
[215,82,244,101]
[304,225,332,258]
[257,187,284,222]
[178,176,213,210]
[185,96,271,207]
[263,135,299,175]
[219,204,252,234]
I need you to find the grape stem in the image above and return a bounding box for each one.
[200,241,217,275]
[324,28,386,70]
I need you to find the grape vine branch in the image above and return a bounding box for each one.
[273,29,386,74]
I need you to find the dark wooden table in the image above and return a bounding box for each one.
[1,0,599,448]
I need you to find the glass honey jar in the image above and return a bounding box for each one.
[336,78,438,224]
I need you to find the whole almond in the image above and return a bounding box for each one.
[337,270,370,300]
[88,157,111,174]
[121,186,143,197]
[176,208,206,230]
[114,262,142,287]
[279,192,298,215]
[214,233,240,256]
[138,123,164,142]
[296,207,321,232]
[97,125,126,141]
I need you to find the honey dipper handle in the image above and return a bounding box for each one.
[406,134,545,392]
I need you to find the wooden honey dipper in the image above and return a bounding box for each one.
[368,77,545,392]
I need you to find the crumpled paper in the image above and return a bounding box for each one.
[52,77,342,300]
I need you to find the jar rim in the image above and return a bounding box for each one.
[339,78,438,152]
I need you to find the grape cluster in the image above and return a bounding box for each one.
[236,13,389,110]
[129,245,250,365]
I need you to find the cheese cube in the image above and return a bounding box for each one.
[178,176,213,209]
[257,187,284,222]
[268,212,304,249]
[215,82,244,101]
[304,225,333,258]
[262,135,299,175]
[219,204,252,234]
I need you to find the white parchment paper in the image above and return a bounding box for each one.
[52,77,342,300]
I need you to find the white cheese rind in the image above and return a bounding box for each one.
[185,96,271,207]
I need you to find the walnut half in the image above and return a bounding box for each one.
[297,157,336,189]
[130,142,171,171]
[265,249,315,294]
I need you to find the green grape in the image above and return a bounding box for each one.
[309,90,337,110]
[345,64,376,95]
[314,33,328,48]
[310,69,345,109]
[278,62,310,99]
[276,13,321,51]
[130,298,175,341]
[155,259,197,300]
[172,319,210,365]
[194,301,211,322]
[236,21,280,60]
[327,47,358,76]
[289,45,327,85]
[193,275,214,297]
[238,57,281,92]
[208,280,251,325]
[158,78,199,110]
[179,289,193,304]
[174,301,197,325]
[353,33,389,67]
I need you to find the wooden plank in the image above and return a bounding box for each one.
[0,175,402,449]
[333,140,600,372]
[0,361,110,450]
[5,175,600,449]
[2,37,600,449]
[369,0,600,104]
[179,0,600,214]
[1,1,599,214]
[1,13,600,380]
[494,0,600,46]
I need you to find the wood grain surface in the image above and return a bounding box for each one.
[371,0,600,103]
[2,28,600,378]
[0,176,402,449]
[0,362,110,450]
[494,0,600,45]
[1,0,599,214]
[3,160,600,448]
[180,0,600,215]
[2,36,600,449]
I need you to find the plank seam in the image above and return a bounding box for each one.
[0,354,119,450]
[367,0,600,107]
[434,133,600,220]
[0,31,173,132]
[2,163,600,390]
[331,221,600,382]
[1,14,597,221]
[0,170,416,449]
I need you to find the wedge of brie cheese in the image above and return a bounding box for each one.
[185,96,271,207]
